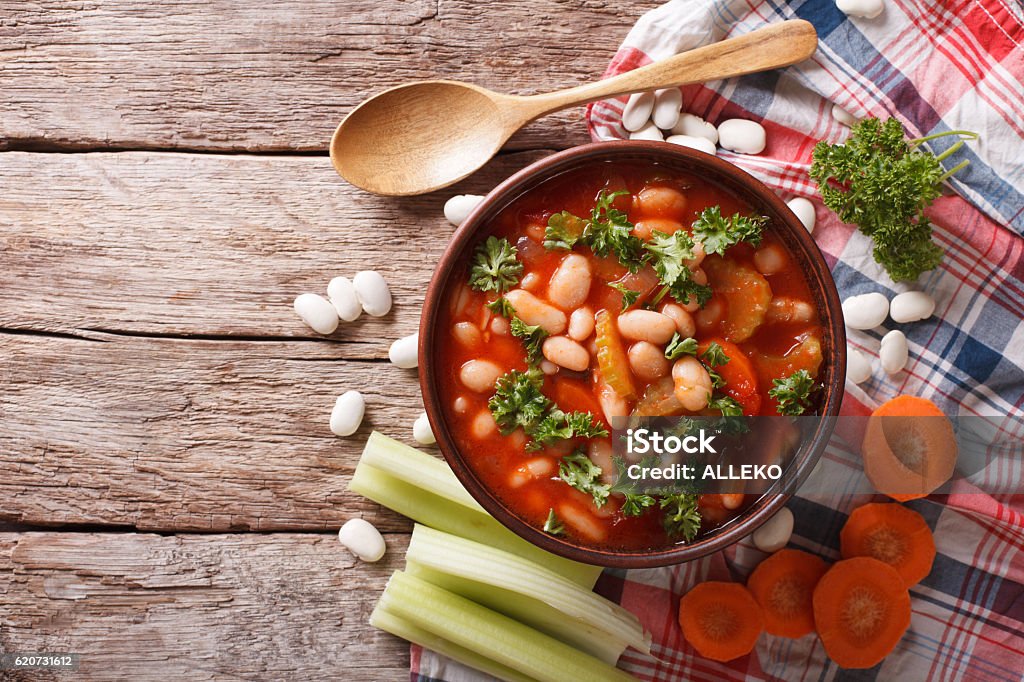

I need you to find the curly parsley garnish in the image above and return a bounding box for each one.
[768,369,819,416]
[510,316,548,366]
[488,369,607,450]
[607,282,640,311]
[691,206,766,256]
[486,296,515,318]
[645,230,713,306]
[559,449,611,507]
[665,333,698,360]
[621,492,657,517]
[543,211,586,251]
[543,508,565,536]
[699,341,731,367]
[469,236,523,293]
[707,394,744,417]
[660,492,702,541]
[543,190,646,272]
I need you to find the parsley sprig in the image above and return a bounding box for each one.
[768,369,819,416]
[660,493,702,541]
[607,282,640,311]
[488,369,607,450]
[543,508,565,536]
[692,206,766,256]
[510,316,548,366]
[469,236,523,293]
[559,449,612,507]
[646,230,713,306]
[665,333,698,360]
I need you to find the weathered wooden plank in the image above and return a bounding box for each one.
[0,532,410,680]
[1,332,425,531]
[0,150,546,341]
[0,0,658,152]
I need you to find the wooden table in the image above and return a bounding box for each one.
[0,1,658,679]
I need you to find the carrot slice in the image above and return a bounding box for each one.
[697,338,761,415]
[861,396,956,501]
[702,256,772,342]
[840,503,935,588]
[747,549,828,638]
[594,310,637,400]
[812,557,912,669]
[678,582,764,662]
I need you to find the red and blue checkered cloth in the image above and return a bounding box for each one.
[412,1,1024,679]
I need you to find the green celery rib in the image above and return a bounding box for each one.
[406,525,650,655]
[370,605,536,682]
[348,462,602,588]
[379,571,638,682]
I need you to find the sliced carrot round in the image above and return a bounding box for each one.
[747,549,828,638]
[678,582,764,662]
[840,503,935,588]
[813,557,912,669]
[861,396,956,501]
[697,338,761,415]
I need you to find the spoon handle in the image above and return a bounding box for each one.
[516,20,817,119]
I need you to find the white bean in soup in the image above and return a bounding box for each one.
[628,341,671,382]
[541,336,590,372]
[568,306,596,341]
[617,310,676,344]
[547,253,593,310]
[672,356,712,411]
[504,289,567,334]
[460,359,503,393]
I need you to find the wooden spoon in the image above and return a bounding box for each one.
[330,20,817,196]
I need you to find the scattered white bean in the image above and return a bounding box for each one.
[890,291,935,323]
[568,306,596,342]
[628,341,670,382]
[504,289,567,334]
[880,330,909,374]
[388,332,419,369]
[842,292,889,329]
[718,119,766,154]
[413,411,435,445]
[665,134,717,155]
[847,347,872,384]
[548,253,593,310]
[443,194,484,226]
[786,197,817,233]
[353,271,392,317]
[338,518,386,563]
[836,0,885,19]
[326,277,362,322]
[752,507,794,553]
[542,336,590,372]
[330,390,365,437]
[831,103,860,127]
[628,121,665,142]
[670,113,719,143]
[294,293,339,335]
[622,91,656,132]
[652,88,683,130]
[460,359,504,393]
[617,310,676,344]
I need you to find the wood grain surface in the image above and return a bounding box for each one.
[0,0,659,677]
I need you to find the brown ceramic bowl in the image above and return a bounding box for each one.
[419,141,846,568]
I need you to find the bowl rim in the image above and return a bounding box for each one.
[418,141,846,568]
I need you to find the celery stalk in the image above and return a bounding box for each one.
[360,432,485,512]
[370,605,535,682]
[406,525,650,655]
[379,571,638,682]
[349,462,601,588]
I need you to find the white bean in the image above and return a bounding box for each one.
[691,268,708,286]
[751,507,794,553]
[443,194,484,226]
[452,322,481,348]
[413,411,435,445]
[890,291,935,323]
[548,254,593,310]
[831,103,860,127]
[652,88,683,130]
[568,306,596,341]
[596,381,628,427]
[521,271,542,292]
[722,493,745,510]
[660,302,696,338]
[338,518,386,562]
[786,197,817,233]
[353,270,392,317]
[542,336,590,372]
[880,330,909,374]
[389,332,419,369]
[471,409,498,439]
[588,440,617,485]
[504,289,567,334]
[622,91,655,132]
[628,341,670,382]
[617,310,676,344]
[326,277,362,322]
[629,121,664,142]
[491,315,510,336]
[836,0,885,19]
[842,292,889,329]
[670,113,719,143]
[847,347,872,384]
[460,360,503,393]
[540,359,558,375]
[766,297,816,325]
[672,356,712,411]
[696,297,724,331]
[452,396,469,414]
[717,119,766,155]
[665,134,716,155]
[294,293,339,335]
[753,243,787,275]
[330,390,365,437]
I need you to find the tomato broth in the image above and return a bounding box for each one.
[438,162,824,551]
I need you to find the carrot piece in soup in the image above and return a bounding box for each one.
[861,396,956,501]
[840,503,936,588]
[812,557,912,669]
[677,582,764,662]
[702,256,772,343]
[594,310,637,400]
[747,549,828,638]
[697,338,761,415]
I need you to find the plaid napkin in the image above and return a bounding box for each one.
[413,1,1024,679]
